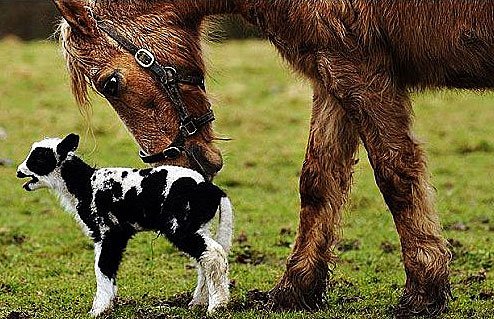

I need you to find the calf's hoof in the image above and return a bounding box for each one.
[206,299,228,314]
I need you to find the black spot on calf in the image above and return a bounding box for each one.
[26,147,57,176]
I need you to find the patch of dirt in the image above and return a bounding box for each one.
[0,228,27,246]
[133,309,183,319]
[447,238,463,248]
[0,283,14,293]
[5,312,31,319]
[478,216,490,224]
[456,140,494,154]
[222,179,244,188]
[152,292,192,308]
[274,238,292,248]
[123,293,194,319]
[380,240,397,253]
[463,269,487,284]
[478,290,494,300]
[337,295,362,303]
[337,239,361,252]
[0,127,7,140]
[448,238,468,260]
[275,227,294,248]
[279,227,293,236]
[233,244,265,265]
[0,158,13,166]
[235,231,248,245]
[229,289,270,312]
[445,222,470,231]
[231,231,266,265]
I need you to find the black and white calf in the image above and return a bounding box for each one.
[16,134,233,316]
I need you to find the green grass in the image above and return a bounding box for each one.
[1,38,493,318]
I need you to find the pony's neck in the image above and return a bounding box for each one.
[178,0,238,18]
[179,0,277,18]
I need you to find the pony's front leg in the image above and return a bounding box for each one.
[90,231,131,317]
[270,88,359,310]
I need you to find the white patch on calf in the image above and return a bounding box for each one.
[162,165,205,196]
[170,218,179,234]
[91,168,144,198]
[45,168,93,237]
[217,196,234,252]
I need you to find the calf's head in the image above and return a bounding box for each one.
[17,134,80,191]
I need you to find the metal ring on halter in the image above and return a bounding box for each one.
[138,146,183,163]
[135,48,155,68]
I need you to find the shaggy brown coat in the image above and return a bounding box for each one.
[53,0,494,316]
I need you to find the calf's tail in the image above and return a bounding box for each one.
[217,195,233,253]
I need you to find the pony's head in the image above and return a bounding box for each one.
[54,0,234,179]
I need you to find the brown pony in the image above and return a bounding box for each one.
[53,0,494,316]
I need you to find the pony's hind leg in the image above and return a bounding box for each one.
[323,52,451,316]
[367,121,451,316]
[270,88,359,310]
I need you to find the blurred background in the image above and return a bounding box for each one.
[0,0,260,40]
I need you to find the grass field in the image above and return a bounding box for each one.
[0,38,493,318]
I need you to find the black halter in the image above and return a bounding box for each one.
[94,18,215,170]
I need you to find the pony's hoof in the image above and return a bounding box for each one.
[269,269,327,311]
[395,283,451,318]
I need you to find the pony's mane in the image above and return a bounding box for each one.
[58,20,91,110]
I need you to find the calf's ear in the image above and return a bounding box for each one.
[52,0,97,37]
[57,133,80,161]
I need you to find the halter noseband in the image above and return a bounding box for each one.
[94,18,215,172]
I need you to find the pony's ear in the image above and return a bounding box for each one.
[57,133,80,161]
[52,0,97,37]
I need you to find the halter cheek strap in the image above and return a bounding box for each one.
[94,18,215,169]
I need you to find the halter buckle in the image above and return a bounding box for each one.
[138,146,183,163]
[161,67,178,85]
[135,48,155,68]
[162,146,182,159]
[180,119,198,136]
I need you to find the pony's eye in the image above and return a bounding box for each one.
[101,73,120,97]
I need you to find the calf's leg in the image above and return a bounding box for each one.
[199,235,229,313]
[167,228,229,312]
[91,230,131,317]
[189,262,209,307]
